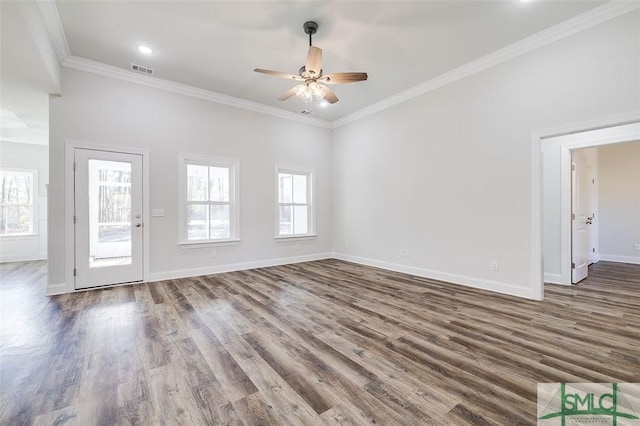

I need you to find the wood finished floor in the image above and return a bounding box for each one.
[1,260,639,425]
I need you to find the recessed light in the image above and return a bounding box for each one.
[137,45,153,54]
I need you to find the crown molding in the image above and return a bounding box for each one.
[35,0,70,64]
[35,0,332,129]
[36,0,638,130]
[61,56,332,128]
[331,1,640,129]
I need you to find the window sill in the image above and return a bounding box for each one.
[274,234,317,241]
[0,233,39,240]
[178,239,240,249]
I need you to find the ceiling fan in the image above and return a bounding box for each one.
[254,21,368,113]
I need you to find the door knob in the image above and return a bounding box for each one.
[586,216,593,225]
[135,223,142,228]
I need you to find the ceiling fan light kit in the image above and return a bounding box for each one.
[254,21,368,114]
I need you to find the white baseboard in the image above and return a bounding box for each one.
[543,272,566,285]
[332,252,535,300]
[46,282,70,296]
[45,251,542,300]
[146,252,333,283]
[0,254,47,263]
[599,254,640,265]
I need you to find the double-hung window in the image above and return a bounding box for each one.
[275,166,314,238]
[179,154,239,244]
[0,169,36,236]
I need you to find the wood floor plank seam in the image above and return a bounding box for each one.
[1,260,639,425]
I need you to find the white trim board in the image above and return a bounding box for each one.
[46,282,68,296]
[35,0,639,129]
[146,252,332,282]
[543,273,565,285]
[0,254,47,263]
[45,250,546,299]
[63,140,151,294]
[532,114,640,297]
[332,252,535,300]
[332,2,640,128]
[599,254,640,265]
[62,56,333,129]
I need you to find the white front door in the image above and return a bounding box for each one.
[571,151,589,283]
[74,148,144,289]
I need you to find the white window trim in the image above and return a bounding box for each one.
[0,167,38,237]
[178,153,240,245]
[274,164,316,240]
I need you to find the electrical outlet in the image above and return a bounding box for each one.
[295,243,300,251]
[491,261,499,271]
[399,249,411,259]
[344,241,349,249]
[633,244,640,251]
[210,250,217,258]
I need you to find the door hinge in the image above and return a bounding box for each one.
[73,268,76,277]
[571,164,575,171]
[73,162,76,171]
[73,215,76,224]
[571,213,575,220]
[592,248,595,253]
[592,179,595,184]
[571,262,576,269]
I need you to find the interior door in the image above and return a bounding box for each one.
[571,151,589,283]
[74,148,143,289]
[587,164,597,265]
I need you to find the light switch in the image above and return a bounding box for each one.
[152,209,165,217]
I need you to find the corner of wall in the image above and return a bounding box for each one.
[332,252,536,300]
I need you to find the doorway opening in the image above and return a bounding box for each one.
[538,120,640,295]
[65,142,149,291]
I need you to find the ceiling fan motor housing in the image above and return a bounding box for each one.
[299,66,322,80]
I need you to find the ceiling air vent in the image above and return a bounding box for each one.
[130,63,154,75]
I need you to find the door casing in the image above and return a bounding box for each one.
[64,141,150,293]
[534,118,640,296]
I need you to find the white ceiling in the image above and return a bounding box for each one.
[54,0,606,122]
[0,2,57,146]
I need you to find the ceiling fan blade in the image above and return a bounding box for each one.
[319,72,368,84]
[278,86,299,101]
[318,85,338,104]
[254,68,303,81]
[305,46,323,76]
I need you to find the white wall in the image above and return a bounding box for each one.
[49,68,333,291]
[333,11,640,299]
[0,141,48,262]
[598,142,640,264]
[542,140,563,278]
